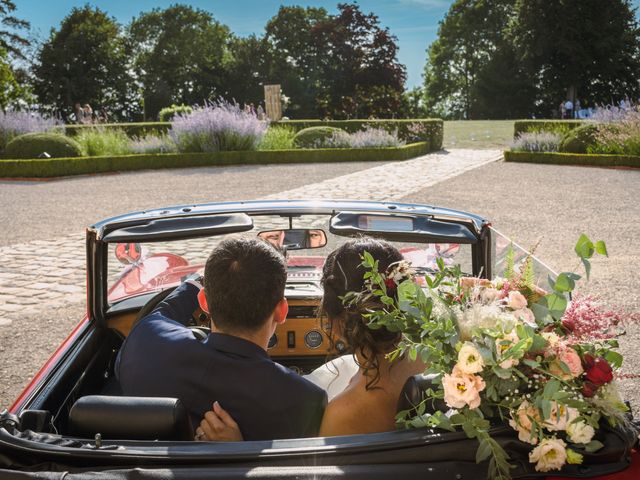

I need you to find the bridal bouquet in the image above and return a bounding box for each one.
[353,235,636,480]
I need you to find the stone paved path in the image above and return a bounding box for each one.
[0,149,501,325]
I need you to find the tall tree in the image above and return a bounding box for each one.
[225,35,272,107]
[312,3,406,119]
[33,6,133,120]
[264,6,328,118]
[423,0,525,119]
[127,5,231,119]
[511,0,640,115]
[0,47,27,109]
[0,0,29,59]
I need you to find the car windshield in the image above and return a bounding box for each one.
[106,213,474,305]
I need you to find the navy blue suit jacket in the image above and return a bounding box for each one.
[116,282,327,440]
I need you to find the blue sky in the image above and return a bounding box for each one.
[14,0,640,89]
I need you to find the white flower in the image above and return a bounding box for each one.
[541,331,561,347]
[455,304,518,341]
[529,438,568,472]
[544,402,579,432]
[457,343,484,374]
[481,287,501,303]
[567,421,595,444]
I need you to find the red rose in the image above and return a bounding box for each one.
[581,381,598,398]
[584,356,613,386]
[384,278,396,290]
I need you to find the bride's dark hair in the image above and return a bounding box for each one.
[320,237,403,389]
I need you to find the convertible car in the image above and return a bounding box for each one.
[1,200,637,479]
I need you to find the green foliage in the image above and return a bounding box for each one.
[559,124,600,154]
[504,150,640,169]
[258,126,296,150]
[65,122,171,139]
[33,5,134,122]
[513,120,585,138]
[75,128,131,157]
[0,47,28,109]
[127,5,231,120]
[293,126,345,148]
[4,132,82,159]
[0,0,30,59]
[0,141,432,177]
[158,105,193,122]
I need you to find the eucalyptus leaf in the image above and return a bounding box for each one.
[475,439,493,463]
[595,240,608,257]
[584,440,605,453]
[575,234,595,259]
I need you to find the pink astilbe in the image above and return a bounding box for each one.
[562,294,640,341]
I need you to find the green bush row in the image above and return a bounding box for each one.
[504,150,640,168]
[513,120,586,137]
[62,122,171,138]
[61,119,444,150]
[276,119,443,150]
[0,141,432,178]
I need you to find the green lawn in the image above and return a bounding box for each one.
[443,120,515,149]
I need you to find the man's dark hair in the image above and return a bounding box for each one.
[204,238,287,332]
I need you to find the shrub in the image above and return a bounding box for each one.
[589,106,640,156]
[4,132,82,159]
[510,132,563,152]
[513,120,584,138]
[325,127,404,148]
[159,104,193,122]
[0,111,60,152]
[559,124,600,153]
[170,101,268,153]
[293,126,345,148]
[75,128,131,157]
[258,126,296,150]
[129,134,177,154]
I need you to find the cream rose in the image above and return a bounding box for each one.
[442,365,486,409]
[567,421,595,444]
[508,400,540,445]
[457,343,485,374]
[541,331,561,347]
[544,402,579,432]
[481,287,501,303]
[529,438,568,472]
[496,331,520,369]
[508,290,528,310]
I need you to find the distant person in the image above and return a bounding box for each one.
[564,99,573,119]
[73,103,83,124]
[575,99,581,118]
[98,107,108,123]
[560,101,566,119]
[81,104,93,124]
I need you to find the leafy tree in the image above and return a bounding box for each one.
[264,6,328,118]
[0,0,29,59]
[400,86,430,119]
[0,47,27,109]
[127,5,231,120]
[312,3,406,119]
[423,0,521,119]
[511,0,640,115]
[224,35,272,107]
[33,6,133,120]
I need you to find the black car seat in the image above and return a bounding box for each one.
[68,395,193,440]
[396,374,447,416]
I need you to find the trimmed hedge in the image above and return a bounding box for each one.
[62,119,444,151]
[513,120,585,137]
[0,141,432,178]
[504,150,640,168]
[5,132,83,159]
[63,122,171,138]
[277,119,443,150]
[293,126,345,148]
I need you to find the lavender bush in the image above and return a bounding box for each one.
[0,111,61,151]
[129,134,177,154]
[170,101,268,153]
[510,131,563,152]
[589,104,640,156]
[323,127,404,148]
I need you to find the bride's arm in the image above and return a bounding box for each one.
[195,401,243,442]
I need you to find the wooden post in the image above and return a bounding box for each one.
[264,84,282,121]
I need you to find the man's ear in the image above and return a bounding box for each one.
[274,298,288,325]
[197,289,209,314]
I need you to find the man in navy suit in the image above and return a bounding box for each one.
[116,238,327,440]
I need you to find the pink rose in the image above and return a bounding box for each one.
[548,346,583,380]
[508,400,540,444]
[513,307,536,326]
[508,291,528,310]
[442,365,486,410]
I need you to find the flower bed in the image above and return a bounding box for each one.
[504,151,640,168]
[513,120,585,138]
[0,141,432,178]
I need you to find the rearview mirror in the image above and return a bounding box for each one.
[258,229,327,250]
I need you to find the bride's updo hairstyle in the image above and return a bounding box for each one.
[321,237,404,389]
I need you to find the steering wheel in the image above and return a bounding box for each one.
[133,286,211,341]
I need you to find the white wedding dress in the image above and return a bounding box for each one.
[303,354,360,401]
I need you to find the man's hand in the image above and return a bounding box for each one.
[194,401,243,442]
